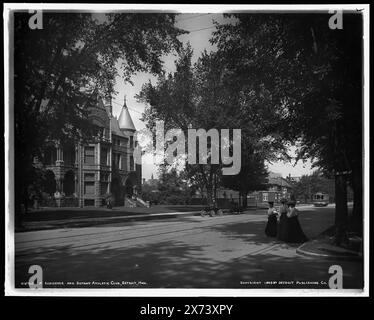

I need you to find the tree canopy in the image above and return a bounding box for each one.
[291,171,335,203]
[211,12,363,236]
[14,12,186,216]
[137,44,287,205]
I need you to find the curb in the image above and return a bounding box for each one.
[296,241,362,261]
[18,209,258,232]
[19,211,201,232]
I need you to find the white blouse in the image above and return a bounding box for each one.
[287,207,299,218]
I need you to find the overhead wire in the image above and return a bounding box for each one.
[177,13,212,22]
[187,25,216,33]
[111,99,144,115]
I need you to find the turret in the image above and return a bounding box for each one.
[118,95,136,132]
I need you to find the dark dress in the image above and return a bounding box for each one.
[265,213,278,237]
[285,215,308,243]
[277,213,289,241]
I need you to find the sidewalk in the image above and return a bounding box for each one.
[296,232,363,261]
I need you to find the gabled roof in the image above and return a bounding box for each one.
[267,176,293,189]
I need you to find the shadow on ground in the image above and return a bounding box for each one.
[18,205,206,232]
[15,218,363,289]
[24,205,203,220]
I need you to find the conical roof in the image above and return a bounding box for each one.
[118,95,136,131]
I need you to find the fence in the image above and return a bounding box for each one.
[38,196,79,208]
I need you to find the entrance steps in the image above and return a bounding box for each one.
[124,196,150,208]
[124,197,137,208]
[136,197,150,208]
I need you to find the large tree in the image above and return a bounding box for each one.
[292,171,335,204]
[14,12,185,224]
[137,45,218,205]
[221,152,268,207]
[212,13,363,240]
[138,45,285,206]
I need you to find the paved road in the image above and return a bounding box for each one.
[15,205,363,289]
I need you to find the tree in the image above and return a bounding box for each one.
[138,45,286,207]
[156,166,192,204]
[138,45,215,205]
[292,171,335,203]
[14,12,186,225]
[211,13,363,241]
[221,153,268,207]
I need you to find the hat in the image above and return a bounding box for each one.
[280,198,288,204]
[287,200,296,206]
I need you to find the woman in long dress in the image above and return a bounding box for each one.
[285,201,308,243]
[277,198,289,241]
[265,202,278,237]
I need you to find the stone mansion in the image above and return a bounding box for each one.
[41,96,142,207]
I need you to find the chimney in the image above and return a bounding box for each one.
[104,96,112,116]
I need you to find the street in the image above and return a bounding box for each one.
[15,205,363,289]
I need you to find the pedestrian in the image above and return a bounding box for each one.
[285,201,308,243]
[106,196,112,209]
[265,201,278,237]
[277,198,289,241]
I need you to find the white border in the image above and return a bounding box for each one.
[4,3,370,297]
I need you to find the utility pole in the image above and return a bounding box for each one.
[308,182,311,204]
[214,172,217,205]
[79,144,83,208]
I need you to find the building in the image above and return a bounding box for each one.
[266,172,294,195]
[190,172,295,207]
[142,174,159,188]
[40,95,142,207]
[286,173,301,183]
[255,172,294,206]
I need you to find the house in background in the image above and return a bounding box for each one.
[40,95,142,207]
[190,172,294,208]
[267,172,294,194]
[254,172,294,207]
[286,174,301,183]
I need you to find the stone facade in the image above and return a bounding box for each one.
[41,96,141,207]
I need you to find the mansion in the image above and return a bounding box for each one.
[41,96,142,207]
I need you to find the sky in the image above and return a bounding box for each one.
[110,13,315,179]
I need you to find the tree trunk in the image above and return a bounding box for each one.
[15,199,23,229]
[333,174,349,246]
[351,169,363,234]
[242,191,248,208]
[15,167,28,229]
[14,187,28,229]
[206,184,214,207]
[213,172,218,205]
